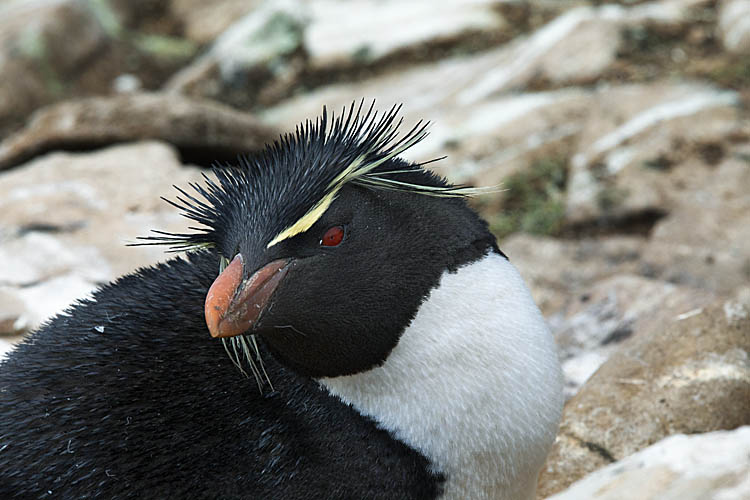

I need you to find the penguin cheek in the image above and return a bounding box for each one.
[255,295,403,378]
[243,258,398,377]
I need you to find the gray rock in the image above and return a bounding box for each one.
[504,236,716,398]
[0,0,199,137]
[0,93,280,170]
[171,0,264,45]
[4,275,99,338]
[0,291,28,336]
[418,89,590,187]
[174,0,713,112]
[165,0,308,108]
[538,295,750,497]
[502,234,647,316]
[263,0,716,122]
[566,82,741,225]
[261,2,735,195]
[0,0,107,134]
[0,339,14,361]
[0,141,207,332]
[548,426,750,500]
[718,0,750,53]
[166,0,542,109]
[112,74,142,94]
[261,8,614,128]
[641,149,750,294]
[552,274,714,398]
[304,0,508,71]
[442,0,711,105]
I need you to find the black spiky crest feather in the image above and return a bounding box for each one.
[133,101,493,254]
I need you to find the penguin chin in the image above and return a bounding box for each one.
[258,328,399,380]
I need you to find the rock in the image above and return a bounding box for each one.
[0,291,28,336]
[456,6,622,104]
[174,0,715,111]
[264,0,714,120]
[112,74,143,94]
[166,0,532,109]
[718,0,750,53]
[304,0,509,72]
[0,141,206,331]
[504,239,716,399]
[552,274,713,398]
[0,0,198,137]
[0,339,14,362]
[165,0,308,108]
[502,234,647,316]
[558,351,609,402]
[547,426,750,500]
[261,8,613,128]
[566,82,741,225]
[0,232,111,288]
[0,0,107,75]
[0,0,108,135]
[170,0,264,45]
[641,149,750,294]
[537,295,750,497]
[0,93,280,170]
[262,2,733,191]
[6,275,100,338]
[436,1,710,105]
[419,89,590,187]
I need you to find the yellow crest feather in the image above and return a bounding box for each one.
[266,189,340,248]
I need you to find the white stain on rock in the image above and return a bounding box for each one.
[550,426,750,500]
[657,350,750,389]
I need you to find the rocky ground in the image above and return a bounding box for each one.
[0,0,748,498]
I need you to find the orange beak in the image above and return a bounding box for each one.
[204,254,290,338]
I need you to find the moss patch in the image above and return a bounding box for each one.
[130,33,198,61]
[487,157,568,239]
[703,55,750,90]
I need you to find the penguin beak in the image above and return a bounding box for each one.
[204,254,290,338]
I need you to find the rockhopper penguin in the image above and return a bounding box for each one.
[0,103,564,499]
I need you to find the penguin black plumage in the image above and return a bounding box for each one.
[0,103,563,500]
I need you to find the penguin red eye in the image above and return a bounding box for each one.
[320,226,345,247]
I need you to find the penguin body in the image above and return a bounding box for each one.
[0,104,563,499]
[0,252,442,499]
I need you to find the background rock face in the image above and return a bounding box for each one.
[538,295,750,497]
[548,426,750,500]
[0,142,205,337]
[0,0,748,497]
[0,93,280,170]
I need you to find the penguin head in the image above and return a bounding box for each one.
[141,103,499,378]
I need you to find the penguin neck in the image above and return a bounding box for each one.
[319,252,564,500]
